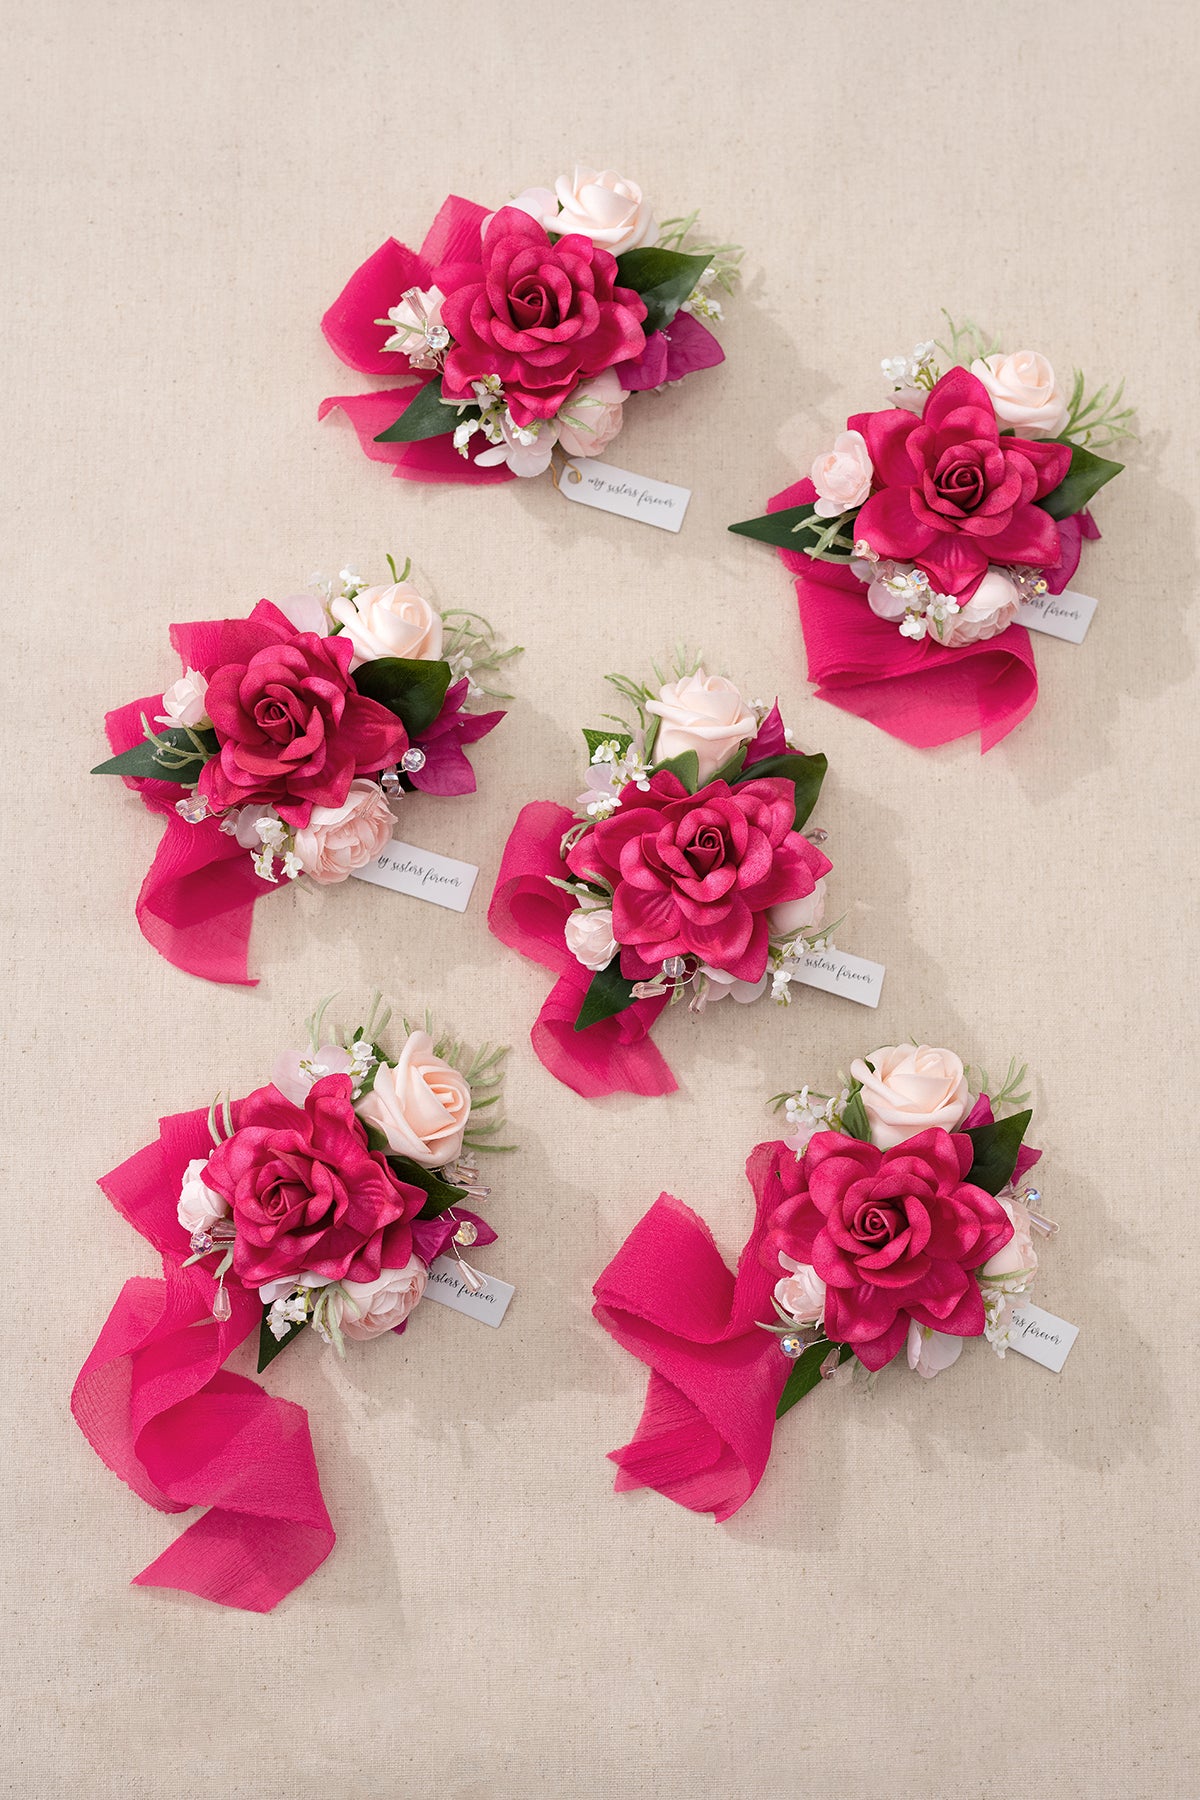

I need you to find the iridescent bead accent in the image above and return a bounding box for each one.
[780,1333,806,1360]
[425,323,450,351]
[189,1228,214,1255]
[211,1286,232,1323]
[401,747,427,774]
[453,1221,478,1248]
[175,793,210,824]
[379,767,402,797]
[662,955,687,980]
[806,826,828,843]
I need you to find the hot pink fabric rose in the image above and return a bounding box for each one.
[566,770,832,984]
[204,1074,425,1289]
[199,631,407,827]
[851,367,1072,597]
[763,1126,1014,1371]
[440,207,648,426]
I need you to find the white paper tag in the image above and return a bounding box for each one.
[1015,588,1098,643]
[1007,1303,1078,1372]
[790,949,885,1009]
[422,1256,515,1328]
[350,839,478,912]
[556,458,691,532]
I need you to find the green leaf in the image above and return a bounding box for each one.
[574,959,639,1032]
[385,1153,468,1220]
[777,1341,851,1418]
[352,656,452,736]
[583,727,633,760]
[963,1108,1032,1196]
[91,725,216,784]
[614,247,713,334]
[728,502,822,549]
[373,379,468,443]
[709,746,747,785]
[1038,443,1124,520]
[258,1309,306,1373]
[735,751,827,830]
[653,749,700,792]
[839,1080,872,1143]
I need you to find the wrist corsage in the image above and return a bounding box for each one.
[93,558,518,985]
[594,1043,1055,1519]
[489,657,833,1099]
[71,995,511,1612]
[731,320,1132,750]
[320,167,739,486]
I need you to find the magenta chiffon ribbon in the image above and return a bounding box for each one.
[319,196,515,487]
[70,1105,335,1612]
[593,1142,792,1519]
[767,478,1099,752]
[488,801,675,1099]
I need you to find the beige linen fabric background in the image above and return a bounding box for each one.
[2,1,1198,1794]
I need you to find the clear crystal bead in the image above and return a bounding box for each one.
[175,794,210,824]
[780,1333,805,1360]
[401,747,427,773]
[662,955,687,980]
[453,1221,478,1247]
[211,1285,232,1323]
[189,1228,214,1255]
[379,767,402,797]
[425,323,450,351]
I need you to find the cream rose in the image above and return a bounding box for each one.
[543,167,657,252]
[177,1158,229,1234]
[355,1029,471,1169]
[768,877,827,940]
[157,669,209,730]
[775,1255,825,1325]
[645,671,758,782]
[339,1257,429,1340]
[291,780,394,885]
[564,905,618,972]
[937,569,1021,649]
[981,1197,1038,1281]
[811,429,873,519]
[970,351,1069,438]
[555,370,628,458]
[906,1320,964,1379]
[850,1045,970,1150]
[329,580,444,668]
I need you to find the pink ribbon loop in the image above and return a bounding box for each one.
[70,1110,334,1613]
[592,1142,793,1520]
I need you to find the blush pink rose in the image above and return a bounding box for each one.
[292,779,394,884]
[204,1074,425,1289]
[937,568,1022,648]
[545,167,658,253]
[851,367,1071,596]
[564,905,619,971]
[440,208,647,426]
[775,1254,826,1325]
[851,1045,970,1150]
[763,1126,1014,1370]
[355,1030,471,1169]
[339,1255,429,1340]
[970,351,1069,438]
[906,1319,964,1378]
[811,428,873,518]
[157,669,209,729]
[329,580,444,667]
[645,671,759,783]
[555,370,629,457]
[566,769,833,984]
[199,629,407,827]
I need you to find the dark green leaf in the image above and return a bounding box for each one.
[728,502,822,549]
[258,1308,306,1373]
[574,959,639,1032]
[777,1340,851,1418]
[92,725,216,784]
[583,727,633,760]
[839,1081,872,1143]
[963,1108,1032,1196]
[1038,443,1124,521]
[653,749,700,792]
[373,379,469,443]
[735,751,827,830]
[614,247,713,334]
[385,1153,468,1220]
[352,657,452,736]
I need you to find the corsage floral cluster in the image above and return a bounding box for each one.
[731,320,1132,750]
[592,1042,1056,1523]
[94,559,517,984]
[71,996,511,1612]
[180,995,508,1367]
[489,656,833,1098]
[763,1043,1053,1408]
[321,167,740,485]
